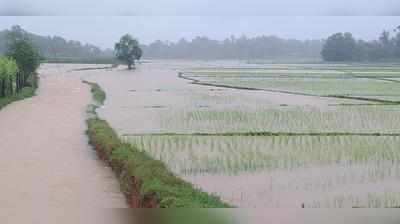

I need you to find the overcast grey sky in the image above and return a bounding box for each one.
[1,0,400,16]
[0,16,398,49]
[0,1,399,48]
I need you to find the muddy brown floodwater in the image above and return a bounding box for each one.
[0,64,127,224]
[82,60,360,135]
[7,62,396,222]
[82,61,392,208]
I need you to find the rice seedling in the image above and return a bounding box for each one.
[153,105,400,134]
[124,135,400,208]
[125,135,400,175]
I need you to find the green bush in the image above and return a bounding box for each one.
[0,57,18,97]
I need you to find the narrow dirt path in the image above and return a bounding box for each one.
[0,64,127,223]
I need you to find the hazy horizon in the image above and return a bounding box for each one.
[2,0,400,16]
[0,16,398,49]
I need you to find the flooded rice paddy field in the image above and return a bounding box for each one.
[80,61,400,208]
[182,64,400,101]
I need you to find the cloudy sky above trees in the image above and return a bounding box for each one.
[1,0,400,16]
[0,0,398,49]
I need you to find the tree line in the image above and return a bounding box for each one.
[0,26,113,62]
[142,36,323,60]
[2,25,400,63]
[0,28,322,61]
[322,26,400,62]
[0,26,41,99]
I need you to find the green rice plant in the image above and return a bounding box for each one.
[308,191,400,208]
[125,135,400,175]
[154,105,400,134]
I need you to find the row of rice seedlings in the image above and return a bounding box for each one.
[341,69,400,75]
[182,64,366,74]
[125,135,400,176]
[272,164,400,193]
[184,66,400,82]
[199,77,400,97]
[185,65,400,75]
[307,192,400,208]
[181,160,400,208]
[184,70,348,78]
[188,90,251,109]
[158,106,400,134]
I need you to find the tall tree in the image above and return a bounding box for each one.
[321,32,357,61]
[6,26,41,88]
[395,32,400,58]
[393,26,400,58]
[114,34,142,70]
[378,30,394,59]
[0,58,7,97]
[379,30,391,46]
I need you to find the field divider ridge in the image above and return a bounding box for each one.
[122,132,400,137]
[83,80,231,208]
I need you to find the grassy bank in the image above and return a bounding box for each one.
[0,87,36,110]
[84,81,230,208]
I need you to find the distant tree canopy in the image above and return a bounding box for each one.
[321,33,356,61]
[115,34,142,69]
[322,27,400,62]
[3,25,400,63]
[0,26,113,62]
[0,27,323,61]
[141,36,323,60]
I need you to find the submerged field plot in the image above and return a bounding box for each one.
[84,61,400,208]
[126,135,400,207]
[182,64,400,103]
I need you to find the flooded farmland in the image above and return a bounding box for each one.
[78,60,400,208]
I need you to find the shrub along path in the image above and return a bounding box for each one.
[0,64,127,223]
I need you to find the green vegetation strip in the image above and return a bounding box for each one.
[0,87,36,110]
[82,81,106,104]
[84,81,230,208]
[123,132,400,137]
